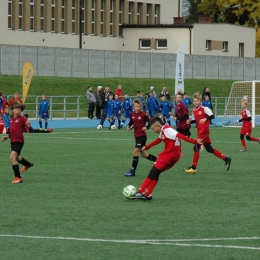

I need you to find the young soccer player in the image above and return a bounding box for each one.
[120,93,132,128]
[184,93,231,174]
[136,91,146,111]
[8,91,23,107]
[129,117,202,200]
[105,94,115,129]
[3,106,10,134]
[124,99,157,177]
[146,91,159,117]
[0,92,7,115]
[39,94,50,129]
[1,102,34,184]
[236,99,260,151]
[173,91,191,137]
[113,94,122,129]
[182,92,192,109]
[24,114,53,133]
[159,96,172,125]
[0,115,4,133]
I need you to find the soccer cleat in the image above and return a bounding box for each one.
[145,194,153,200]
[239,148,247,152]
[183,166,197,174]
[21,163,34,173]
[225,157,232,171]
[258,137,260,144]
[11,177,23,184]
[129,192,147,199]
[124,169,135,177]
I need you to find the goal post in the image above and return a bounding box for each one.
[222,81,260,128]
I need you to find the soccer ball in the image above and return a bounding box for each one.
[111,125,116,130]
[123,185,137,198]
[97,124,102,130]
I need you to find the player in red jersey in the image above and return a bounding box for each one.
[173,91,191,137]
[124,99,157,177]
[8,91,23,107]
[184,93,231,174]
[129,117,202,200]
[237,99,260,151]
[1,102,34,184]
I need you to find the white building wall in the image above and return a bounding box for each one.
[192,23,256,57]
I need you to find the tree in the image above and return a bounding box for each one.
[185,0,203,23]
[197,0,260,57]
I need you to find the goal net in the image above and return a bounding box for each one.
[222,81,260,127]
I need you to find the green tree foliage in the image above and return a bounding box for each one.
[197,0,260,57]
[185,0,203,23]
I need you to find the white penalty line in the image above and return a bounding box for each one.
[0,234,260,250]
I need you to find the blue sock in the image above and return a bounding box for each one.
[122,119,125,125]
[39,121,42,128]
[45,122,48,129]
[167,119,171,125]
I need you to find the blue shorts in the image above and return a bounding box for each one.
[106,111,114,118]
[114,111,121,118]
[39,113,49,120]
[123,110,131,119]
[161,112,170,119]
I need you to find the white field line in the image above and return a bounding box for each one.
[0,234,259,250]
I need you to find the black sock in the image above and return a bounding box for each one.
[147,154,157,162]
[19,157,31,166]
[131,156,139,170]
[12,164,21,178]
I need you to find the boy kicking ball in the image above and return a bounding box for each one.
[1,102,34,184]
[129,117,202,200]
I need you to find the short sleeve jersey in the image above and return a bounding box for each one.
[176,102,189,129]
[129,111,150,138]
[39,100,50,114]
[241,108,252,129]
[9,116,27,143]
[192,105,212,131]
[158,124,181,160]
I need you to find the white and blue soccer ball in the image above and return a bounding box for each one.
[111,125,116,130]
[123,185,136,198]
[97,124,102,130]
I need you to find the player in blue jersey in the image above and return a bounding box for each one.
[182,92,193,108]
[113,94,122,129]
[3,106,10,134]
[120,93,132,128]
[136,91,146,111]
[105,94,116,129]
[159,96,172,125]
[147,91,159,118]
[39,94,50,129]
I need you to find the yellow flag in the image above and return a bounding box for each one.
[22,61,34,103]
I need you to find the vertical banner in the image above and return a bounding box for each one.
[175,43,186,94]
[22,61,34,103]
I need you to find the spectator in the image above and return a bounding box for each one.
[8,91,23,107]
[202,87,213,110]
[95,86,103,119]
[115,85,123,101]
[86,86,96,119]
[146,86,156,99]
[159,86,170,100]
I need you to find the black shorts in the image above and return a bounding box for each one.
[135,136,147,148]
[177,128,191,137]
[11,142,24,155]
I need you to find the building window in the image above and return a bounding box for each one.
[51,0,55,32]
[81,0,85,35]
[156,39,167,49]
[8,0,12,29]
[137,3,141,25]
[61,0,65,33]
[19,0,23,30]
[222,41,228,52]
[147,4,151,24]
[72,0,76,34]
[140,39,151,49]
[30,0,34,31]
[155,4,160,25]
[101,0,104,36]
[239,43,244,57]
[128,2,133,24]
[40,0,44,31]
[91,0,95,35]
[110,0,113,36]
[119,0,123,36]
[205,40,211,50]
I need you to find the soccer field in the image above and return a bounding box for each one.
[0,127,260,260]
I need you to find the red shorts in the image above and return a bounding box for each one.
[240,127,252,136]
[153,155,180,171]
[197,127,211,144]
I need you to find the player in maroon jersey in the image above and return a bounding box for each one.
[124,99,157,177]
[237,99,260,151]
[129,117,202,200]
[173,91,191,137]
[1,102,34,184]
[184,93,231,174]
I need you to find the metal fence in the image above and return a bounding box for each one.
[7,95,232,119]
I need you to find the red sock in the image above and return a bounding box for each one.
[139,178,152,193]
[241,139,246,148]
[192,152,200,168]
[213,149,226,160]
[250,137,258,142]
[145,180,158,196]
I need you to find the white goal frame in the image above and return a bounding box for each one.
[222,80,260,128]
